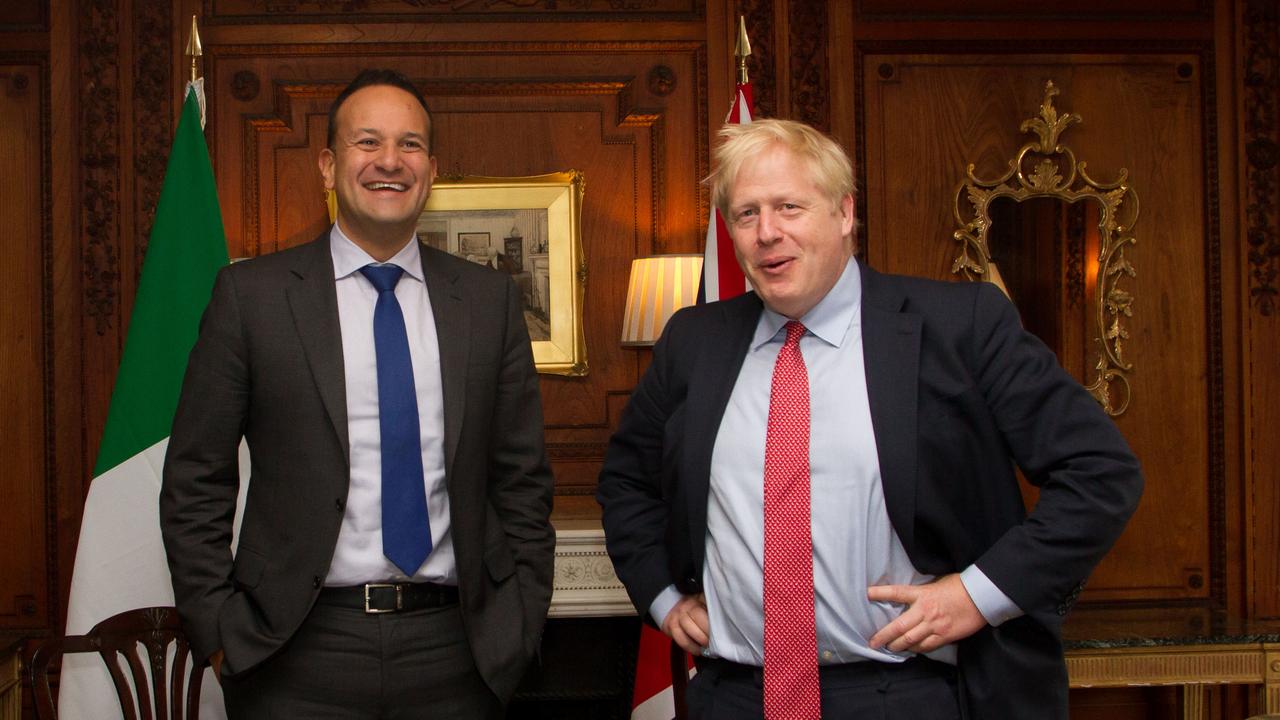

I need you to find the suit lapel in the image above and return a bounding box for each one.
[859,264,922,552]
[420,244,468,482]
[684,294,760,569]
[285,233,350,463]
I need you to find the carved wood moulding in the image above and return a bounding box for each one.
[1199,48,1227,610]
[80,0,121,336]
[854,0,1210,21]
[132,0,173,283]
[1244,0,1279,317]
[788,0,829,131]
[204,0,703,23]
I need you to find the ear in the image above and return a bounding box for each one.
[318,148,336,191]
[428,155,438,183]
[839,193,855,236]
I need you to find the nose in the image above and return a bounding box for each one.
[372,143,403,173]
[756,208,782,244]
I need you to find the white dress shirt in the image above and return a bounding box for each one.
[651,258,1020,666]
[324,225,456,586]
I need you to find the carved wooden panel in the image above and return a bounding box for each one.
[0,63,49,630]
[205,44,707,496]
[861,54,1214,602]
[1243,0,1280,619]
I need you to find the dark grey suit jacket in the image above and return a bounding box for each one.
[160,231,555,701]
[597,262,1142,719]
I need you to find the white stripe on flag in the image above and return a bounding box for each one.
[631,667,698,720]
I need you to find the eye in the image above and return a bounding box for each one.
[356,138,378,148]
[401,139,424,151]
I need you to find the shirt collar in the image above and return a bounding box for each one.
[329,223,423,283]
[752,257,862,350]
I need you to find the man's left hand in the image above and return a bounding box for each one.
[866,574,987,653]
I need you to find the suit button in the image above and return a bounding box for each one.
[335,498,345,512]
[313,576,322,589]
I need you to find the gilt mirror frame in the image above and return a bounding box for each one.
[952,81,1138,416]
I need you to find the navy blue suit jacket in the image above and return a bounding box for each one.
[598,262,1142,719]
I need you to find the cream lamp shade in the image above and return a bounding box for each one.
[621,254,704,346]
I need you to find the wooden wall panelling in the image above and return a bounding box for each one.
[0,61,50,633]
[47,0,82,657]
[203,0,704,23]
[203,43,706,507]
[0,0,47,31]
[1241,0,1280,618]
[1209,0,1247,626]
[854,0,1210,20]
[860,54,1216,604]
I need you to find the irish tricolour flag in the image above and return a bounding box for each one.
[59,81,237,719]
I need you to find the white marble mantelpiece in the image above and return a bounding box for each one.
[549,525,635,618]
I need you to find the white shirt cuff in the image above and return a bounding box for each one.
[649,584,685,628]
[959,565,1024,627]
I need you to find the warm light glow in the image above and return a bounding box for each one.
[621,255,704,346]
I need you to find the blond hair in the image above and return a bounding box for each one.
[707,119,855,217]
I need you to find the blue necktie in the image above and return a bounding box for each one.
[359,264,432,575]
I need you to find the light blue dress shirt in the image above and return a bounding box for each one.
[649,258,1021,667]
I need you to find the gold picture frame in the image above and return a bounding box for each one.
[327,171,587,376]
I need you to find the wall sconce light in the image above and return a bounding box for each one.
[621,254,704,347]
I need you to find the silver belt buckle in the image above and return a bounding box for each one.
[363,583,401,614]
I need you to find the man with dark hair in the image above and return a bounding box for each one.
[598,119,1142,719]
[161,68,555,718]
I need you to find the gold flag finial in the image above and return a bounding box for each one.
[734,16,751,85]
[185,15,203,84]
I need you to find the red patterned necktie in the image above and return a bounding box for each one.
[763,320,821,720]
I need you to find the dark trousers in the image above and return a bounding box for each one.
[688,656,963,720]
[221,602,502,719]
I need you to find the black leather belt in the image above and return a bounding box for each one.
[694,654,955,687]
[317,582,459,614]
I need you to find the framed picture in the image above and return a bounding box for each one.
[329,172,587,376]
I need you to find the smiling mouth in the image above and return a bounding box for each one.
[364,181,408,192]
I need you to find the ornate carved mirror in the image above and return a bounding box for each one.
[952,81,1137,416]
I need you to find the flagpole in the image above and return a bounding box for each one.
[735,15,751,86]
[186,15,203,85]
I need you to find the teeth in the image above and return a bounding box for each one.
[365,182,406,191]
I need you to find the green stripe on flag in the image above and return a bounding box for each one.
[93,86,229,476]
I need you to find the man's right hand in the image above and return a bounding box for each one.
[209,649,224,683]
[661,594,710,655]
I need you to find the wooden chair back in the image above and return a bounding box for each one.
[28,606,205,720]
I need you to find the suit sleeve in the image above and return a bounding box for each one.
[596,312,685,619]
[967,282,1143,621]
[487,275,556,656]
[159,266,249,662]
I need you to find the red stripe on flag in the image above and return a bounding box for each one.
[713,210,745,300]
[631,624,676,709]
[702,80,753,303]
